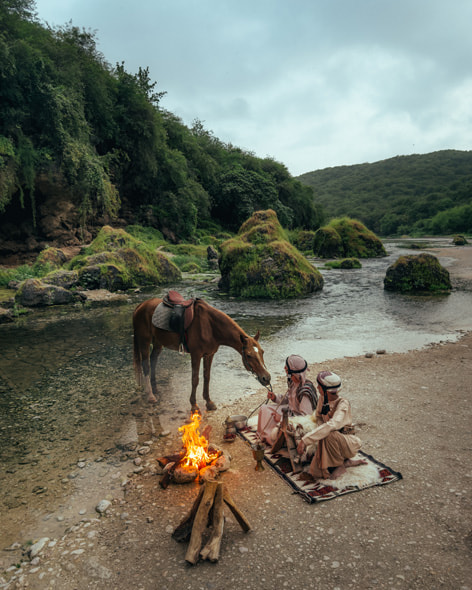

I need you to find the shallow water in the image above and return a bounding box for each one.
[0,238,471,542]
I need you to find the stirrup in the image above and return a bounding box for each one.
[178,342,185,355]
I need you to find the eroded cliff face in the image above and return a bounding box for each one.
[0,175,123,265]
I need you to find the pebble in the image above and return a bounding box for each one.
[95,499,111,514]
[138,446,150,455]
[29,537,49,558]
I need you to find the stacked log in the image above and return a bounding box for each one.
[172,481,251,564]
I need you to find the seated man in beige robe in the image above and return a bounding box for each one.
[296,370,366,480]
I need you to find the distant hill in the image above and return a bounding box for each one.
[297,150,472,236]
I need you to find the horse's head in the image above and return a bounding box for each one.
[240,331,271,387]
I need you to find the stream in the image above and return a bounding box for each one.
[0,238,471,545]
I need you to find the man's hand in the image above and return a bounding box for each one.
[267,390,276,401]
[297,440,306,455]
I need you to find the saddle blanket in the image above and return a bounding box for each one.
[151,302,173,331]
[237,423,403,503]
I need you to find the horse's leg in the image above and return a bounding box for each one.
[190,354,203,413]
[141,349,157,404]
[202,354,217,411]
[150,344,162,401]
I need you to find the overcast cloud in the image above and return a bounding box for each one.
[33,0,472,176]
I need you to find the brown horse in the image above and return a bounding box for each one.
[133,297,271,411]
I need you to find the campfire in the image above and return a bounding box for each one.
[158,412,230,488]
[179,412,219,471]
[158,412,252,564]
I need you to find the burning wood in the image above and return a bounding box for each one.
[172,481,251,564]
[158,412,231,488]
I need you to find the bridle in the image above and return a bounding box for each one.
[241,344,268,377]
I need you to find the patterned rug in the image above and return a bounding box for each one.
[237,425,403,503]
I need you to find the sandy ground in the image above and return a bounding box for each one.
[1,246,472,590]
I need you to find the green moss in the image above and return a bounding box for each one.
[330,217,387,258]
[69,225,181,290]
[164,244,208,257]
[384,253,451,293]
[125,225,166,249]
[324,258,362,269]
[453,234,468,245]
[289,229,317,253]
[219,210,323,298]
[82,225,137,255]
[314,217,386,258]
[0,264,37,287]
[33,247,67,273]
[181,262,202,273]
[238,209,287,243]
[313,226,344,258]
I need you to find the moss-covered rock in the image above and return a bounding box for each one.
[181,262,202,273]
[69,226,181,291]
[34,247,67,272]
[313,226,344,258]
[15,278,76,307]
[453,234,468,246]
[43,269,79,289]
[218,209,324,298]
[314,217,386,258]
[325,258,362,269]
[291,230,317,253]
[384,253,452,293]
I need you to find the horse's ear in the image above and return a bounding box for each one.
[254,331,260,341]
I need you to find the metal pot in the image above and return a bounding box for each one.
[229,415,247,430]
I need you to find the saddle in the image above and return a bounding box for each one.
[157,290,197,352]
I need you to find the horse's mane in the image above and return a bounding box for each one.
[196,298,247,336]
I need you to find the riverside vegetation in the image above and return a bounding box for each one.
[1,1,471,271]
[0,0,322,263]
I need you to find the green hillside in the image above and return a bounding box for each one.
[297,150,472,236]
[0,0,323,255]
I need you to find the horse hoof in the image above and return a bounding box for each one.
[206,401,217,411]
[147,396,158,404]
[191,405,201,414]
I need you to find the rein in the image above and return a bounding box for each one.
[246,383,273,421]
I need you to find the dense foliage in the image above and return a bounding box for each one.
[0,0,323,244]
[298,150,472,236]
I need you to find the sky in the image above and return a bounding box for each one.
[33,0,472,177]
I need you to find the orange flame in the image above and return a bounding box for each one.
[179,412,218,470]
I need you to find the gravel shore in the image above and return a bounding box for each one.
[1,245,471,590]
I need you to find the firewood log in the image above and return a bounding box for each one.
[185,481,219,565]
[200,483,224,562]
[172,486,205,543]
[222,486,251,532]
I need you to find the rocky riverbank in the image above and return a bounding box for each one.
[1,325,471,590]
[1,244,471,589]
